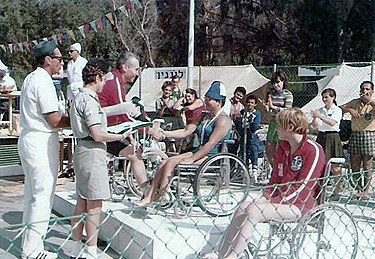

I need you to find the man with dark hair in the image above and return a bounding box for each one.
[341,80,375,199]
[230,86,246,121]
[18,40,70,259]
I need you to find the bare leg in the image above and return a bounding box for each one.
[222,201,301,258]
[120,146,148,188]
[350,154,363,196]
[331,164,342,196]
[85,200,102,246]
[72,196,87,241]
[362,155,373,197]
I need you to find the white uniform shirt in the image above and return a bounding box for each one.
[317,104,342,132]
[19,67,59,132]
[0,73,17,91]
[66,55,88,101]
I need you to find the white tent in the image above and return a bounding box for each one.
[302,64,374,113]
[127,65,269,112]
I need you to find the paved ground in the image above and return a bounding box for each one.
[0,175,116,258]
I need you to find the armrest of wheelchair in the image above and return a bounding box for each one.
[178,164,200,169]
[327,157,346,165]
[224,139,235,145]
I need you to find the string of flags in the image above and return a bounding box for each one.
[0,0,142,55]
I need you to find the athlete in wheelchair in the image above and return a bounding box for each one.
[136,81,232,207]
[203,107,328,258]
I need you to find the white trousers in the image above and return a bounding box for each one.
[18,130,59,257]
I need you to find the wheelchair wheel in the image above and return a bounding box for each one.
[109,179,127,202]
[193,153,251,217]
[292,204,358,259]
[125,149,168,198]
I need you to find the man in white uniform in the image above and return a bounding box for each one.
[66,42,88,103]
[18,40,70,259]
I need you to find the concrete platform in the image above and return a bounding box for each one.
[53,190,233,259]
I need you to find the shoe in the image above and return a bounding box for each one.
[22,250,58,259]
[330,194,340,201]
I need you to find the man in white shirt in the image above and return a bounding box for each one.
[66,42,88,103]
[18,40,70,259]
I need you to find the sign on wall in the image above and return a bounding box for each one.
[154,68,187,80]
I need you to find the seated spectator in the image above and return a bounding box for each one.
[234,95,262,175]
[203,107,325,259]
[0,66,17,122]
[137,81,232,206]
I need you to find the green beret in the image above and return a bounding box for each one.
[32,41,57,57]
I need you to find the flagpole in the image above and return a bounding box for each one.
[187,0,194,89]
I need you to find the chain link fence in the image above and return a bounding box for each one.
[1,169,374,258]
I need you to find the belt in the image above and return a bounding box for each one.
[77,136,95,141]
[319,131,339,134]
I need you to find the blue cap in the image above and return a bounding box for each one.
[205,81,227,100]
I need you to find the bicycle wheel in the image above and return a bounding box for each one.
[292,204,358,259]
[194,153,251,217]
[125,149,168,198]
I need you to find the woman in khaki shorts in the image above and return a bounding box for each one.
[69,59,133,259]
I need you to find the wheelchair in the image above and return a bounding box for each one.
[242,158,359,259]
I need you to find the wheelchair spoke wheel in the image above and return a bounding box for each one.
[292,204,358,259]
[125,149,167,198]
[109,178,127,202]
[194,153,251,217]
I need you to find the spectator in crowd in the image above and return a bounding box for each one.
[203,108,325,259]
[69,59,133,259]
[258,70,293,166]
[0,64,17,121]
[18,40,70,259]
[66,43,88,104]
[173,88,205,152]
[170,74,183,99]
[230,86,246,121]
[98,52,149,194]
[341,81,375,200]
[311,88,343,201]
[137,81,232,206]
[234,94,262,176]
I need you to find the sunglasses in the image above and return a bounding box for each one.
[50,56,63,62]
[69,50,76,53]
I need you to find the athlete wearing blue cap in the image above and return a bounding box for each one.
[137,81,232,206]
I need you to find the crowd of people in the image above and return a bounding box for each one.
[2,38,373,259]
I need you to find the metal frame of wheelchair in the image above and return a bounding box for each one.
[243,158,359,259]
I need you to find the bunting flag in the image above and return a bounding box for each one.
[90,21,98,32]
[0,1,142,55]
[78,25,86,38]
[105,12,115,25]
[67,30,76,41]
[96,18,103,31]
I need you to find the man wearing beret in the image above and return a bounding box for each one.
[18,40,70,259]
[66,42,88,103]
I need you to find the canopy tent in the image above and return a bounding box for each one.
[302,64,373,113]
[127,65,269,112]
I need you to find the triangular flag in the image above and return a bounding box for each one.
[63,32,69,42]
[90,21,98,32]
[52,35,58,45]
[118,6,128,16]
[57,34,63,44]
[18,42,24,52]
[96,18,103,31]
[105,12,115,25]
[127,0,134,11]
[78,26,86,38]
[84,23,90,33]
[101,15,108,27]
[67,30,76,41]
[23,41,31,52]
[0,45,6,52]
[8,44,13,54]
[133,0,143,9]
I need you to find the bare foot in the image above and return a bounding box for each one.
[134,199,153,207]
